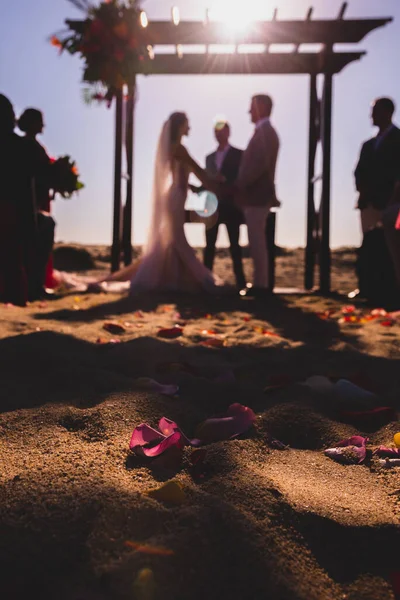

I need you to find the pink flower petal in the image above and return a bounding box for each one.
[135,431,184,458]
[157,327,184,339]
[158,417,179,437]
[324,436,368,464]
[374,446,400,458]
[195,403,256,443]
[336,436,368,448]
[324,445,366,464]
[130,423,164,449]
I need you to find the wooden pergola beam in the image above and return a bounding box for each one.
[138,52,365,76]
[142,18,391,47]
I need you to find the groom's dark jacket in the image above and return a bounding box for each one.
[206,146,243,223]
[355,125,400,210]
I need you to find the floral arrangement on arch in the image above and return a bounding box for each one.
[52,0,150,104]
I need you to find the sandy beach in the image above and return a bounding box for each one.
[0,245,399,600]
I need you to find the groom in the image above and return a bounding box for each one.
[235,94,280,298]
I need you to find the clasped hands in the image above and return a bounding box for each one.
[189,173,236,198]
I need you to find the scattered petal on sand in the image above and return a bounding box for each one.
[324,436,368,465]
[254,327,280,337]
[373,446,400,458]
[145,480,186,505]
[371,308,387,317]
[130,424,182,458]
[316,309,336,320]
[135,378,179,397]
[381,319,395,327]
[103,322,127,335]
[133,311,145,319]
[130,418,194,458]
[96,337,121,345]
[195,403,256,443]
[125,540,174,556]
[200,338,226,348]
[157,326,184,339]
[157,304,175,314]
[342,305,356,315]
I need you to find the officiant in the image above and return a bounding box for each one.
[194,120,246,290]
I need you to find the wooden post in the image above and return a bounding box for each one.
[111,90,123,272]
[267,211,276,291]
[123,81,135,266]
[319,72,333,293]
[304,74,318,290]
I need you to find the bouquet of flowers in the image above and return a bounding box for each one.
[50,156,85,199]
[51,0,151,104]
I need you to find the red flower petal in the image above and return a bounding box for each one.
[157,327,184,339]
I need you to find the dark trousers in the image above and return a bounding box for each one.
[204,218,246,289]
[26,212,55,299]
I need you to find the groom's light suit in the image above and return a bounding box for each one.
[236,117,280,289]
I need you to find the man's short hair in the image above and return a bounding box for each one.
[214,119,230,132]
[375,97,396,115]
[252,94,273,115]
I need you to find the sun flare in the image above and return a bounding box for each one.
[208,0,264,32]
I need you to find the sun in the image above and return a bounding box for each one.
[208,0,263,32]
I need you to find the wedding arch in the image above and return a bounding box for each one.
[55,1,392,293]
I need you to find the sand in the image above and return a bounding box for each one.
[0,246,399,600]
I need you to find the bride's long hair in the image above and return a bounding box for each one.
[145,112,187,253]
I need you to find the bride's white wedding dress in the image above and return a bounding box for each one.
[59,118,223,295]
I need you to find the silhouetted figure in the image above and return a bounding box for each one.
[355,97,400,233]
[0,94,35,305]
[354,97,400,304]
[19,108,56,298]
[202,121,246,290]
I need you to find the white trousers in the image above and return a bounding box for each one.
[244,206,270,289]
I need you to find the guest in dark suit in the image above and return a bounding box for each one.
[355,97,400,234]
[203,121,246,289]
[354,97,400,304]
[0,94,35,305]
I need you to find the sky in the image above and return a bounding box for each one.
[1,0,399,249]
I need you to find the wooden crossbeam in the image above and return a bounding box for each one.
[141,18,391,47]
[138,52,365,76]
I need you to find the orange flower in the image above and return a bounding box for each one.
[113,22,129,40]
[71,165,79,176]
[50,36,62,49]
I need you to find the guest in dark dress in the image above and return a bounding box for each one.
[18,109,56,298]
[0,94,35,305]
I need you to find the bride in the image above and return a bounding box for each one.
[84,112,225,295]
